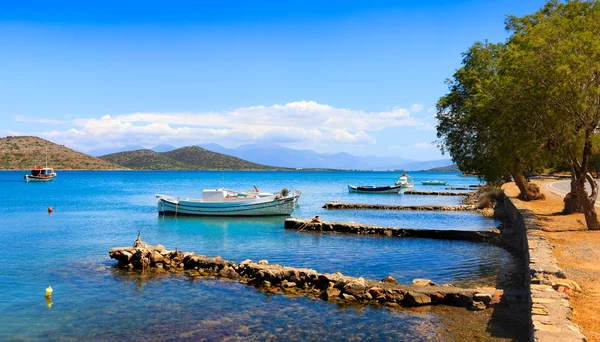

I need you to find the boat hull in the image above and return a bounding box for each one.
[348,185,402,194]
[156,194,300,216]
[422,181,448,186]
[25,174,56,182]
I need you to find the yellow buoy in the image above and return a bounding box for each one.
[45,286,53,298]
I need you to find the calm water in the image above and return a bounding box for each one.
[0,171,515,340]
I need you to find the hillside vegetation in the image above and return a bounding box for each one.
[100,146,285,170]
[0,136,124,170]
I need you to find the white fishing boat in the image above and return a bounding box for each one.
[24,148,56,182]
[347,184,403,194]
[395,174,414,188]
[156,188,301,216]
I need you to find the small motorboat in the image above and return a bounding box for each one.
[421,180,448,186]
[395,174,414,188]
[156,188,301,216]
[348,184,403,194]
[24,148,56,182]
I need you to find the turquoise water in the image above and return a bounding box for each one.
[0,171,515,340]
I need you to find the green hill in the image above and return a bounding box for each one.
[0,136,124,170]
[100,146,286,170]
[427,164,460,172]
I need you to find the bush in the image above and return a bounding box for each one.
[476,186,505,209]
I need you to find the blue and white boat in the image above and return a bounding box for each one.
[347,184,403,194]
[421,180,448,186]
[156,188,301,216]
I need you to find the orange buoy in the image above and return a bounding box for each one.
[48,206,53,213]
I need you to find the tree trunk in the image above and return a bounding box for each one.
[564,128,600,230]
[563,166,585,214]
[511,172,542,201]
[583,172,600,230]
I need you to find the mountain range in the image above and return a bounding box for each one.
[91,142,451,170]
[99,146,284,170]
[195,142,452,171]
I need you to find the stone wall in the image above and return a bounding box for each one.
[504,198,585,341]
[284,218,501,244]
[109,237,500,310]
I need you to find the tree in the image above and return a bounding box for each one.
[505,0,600,229]
[436,42,546,200]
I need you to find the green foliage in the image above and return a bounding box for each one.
[437,0,600,189]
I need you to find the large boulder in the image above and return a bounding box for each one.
[404,292,431,306]
[342,281,367,298]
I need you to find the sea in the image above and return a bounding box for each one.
[0,171,519,341]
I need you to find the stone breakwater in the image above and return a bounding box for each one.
[504,198,586,341]
[109,236,499,310]
[284,218,501,244]
[403,190,472,196]
[322,201,477,211]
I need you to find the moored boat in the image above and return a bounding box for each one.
[24,148,56,182]
[422,180,448,186]
[348,184,403,194]
[156,188,301,216]
[395,174,414,188]
[25,167,57,182]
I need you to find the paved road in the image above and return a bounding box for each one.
[545,180,600,207]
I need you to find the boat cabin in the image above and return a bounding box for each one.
[202,189,258,202]
[31,167,55,177]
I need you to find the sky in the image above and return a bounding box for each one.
[0,0,547,160]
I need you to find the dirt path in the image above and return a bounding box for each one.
[504,180,600,341]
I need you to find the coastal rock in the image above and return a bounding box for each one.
[258,260,269,265]
[218,266,239,279]
[404,292,431,306]
[473,293,492,305]
[469,301,486,311]
[342,281,367,298]
[342,293,356,301]
[321,288,341,301]
[381,276,398,285]
[412,279,435,286]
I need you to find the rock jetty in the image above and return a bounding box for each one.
[404,190,472,196]
[284,218,501,244]
[109,236,500,310]
[322,202,477,211]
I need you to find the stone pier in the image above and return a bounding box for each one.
[403,190,472,196]
[109,236,502,310]
[284,218,500,244]
[322,201,477,211]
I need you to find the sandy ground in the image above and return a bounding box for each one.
[504,180,600,341]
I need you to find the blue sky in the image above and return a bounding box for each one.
[1,0,546,160]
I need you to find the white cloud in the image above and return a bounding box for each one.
[13,101,431,151]
[410,103,424,113]
[412,142,436,149]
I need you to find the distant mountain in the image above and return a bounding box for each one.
[88,144,145,157]
[99,146,285,170]
[427,164,460,172]
[0,136,124,170]
[197,143,451,171]
[150,144,175,153]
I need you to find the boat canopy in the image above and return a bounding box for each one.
[31,168,54,176]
